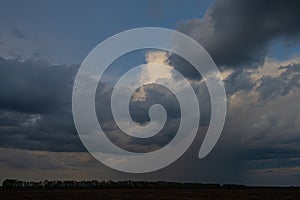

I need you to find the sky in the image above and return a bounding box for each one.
[0,0,300,186]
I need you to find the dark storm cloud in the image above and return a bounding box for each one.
[177,0,300,69]
[0,110,83,152]
[0,58,188,153]
[0,58,84,152]
[0,58,76,114]
[221,62,300,183]
[169,0,300,179]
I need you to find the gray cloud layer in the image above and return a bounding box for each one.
[0,58,82,152]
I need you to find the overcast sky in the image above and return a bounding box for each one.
[1,0,300,186]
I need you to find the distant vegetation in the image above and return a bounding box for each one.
[2,179,250,189]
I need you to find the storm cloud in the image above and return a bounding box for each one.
[0,0,300,185]
[178,0,300,68]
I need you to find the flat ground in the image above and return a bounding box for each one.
[1,188,300,200]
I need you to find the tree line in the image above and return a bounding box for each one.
[2,179,249,189]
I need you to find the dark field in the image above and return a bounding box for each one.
[1,188,300,200]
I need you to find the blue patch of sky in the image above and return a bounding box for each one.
[269,39,300,61]
[0,0,215,64]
